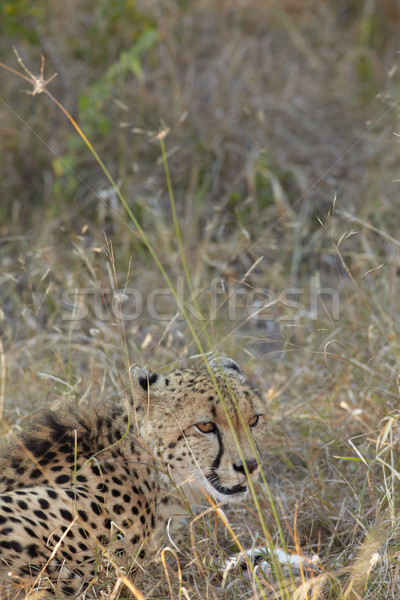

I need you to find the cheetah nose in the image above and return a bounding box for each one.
[233,458,258,475]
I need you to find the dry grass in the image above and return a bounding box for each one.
[1,0,400,597]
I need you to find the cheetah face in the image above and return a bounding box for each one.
[131,358,266,504]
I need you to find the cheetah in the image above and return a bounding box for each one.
[0,357,266,597]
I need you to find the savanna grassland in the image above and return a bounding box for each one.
[1,0,400,598]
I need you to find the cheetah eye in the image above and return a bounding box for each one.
[196,422,216,434]
[249,415,260,428]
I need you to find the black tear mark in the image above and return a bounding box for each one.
[206,428,247,496]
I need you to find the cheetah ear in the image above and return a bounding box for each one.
[209,357,247,382]
[130,366,165,394]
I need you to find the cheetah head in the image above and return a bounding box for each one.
[130,358,266,505]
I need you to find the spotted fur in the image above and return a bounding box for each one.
[0,358,266,597]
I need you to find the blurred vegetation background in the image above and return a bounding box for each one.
[1,0,400,597]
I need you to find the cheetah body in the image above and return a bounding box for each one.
[0,359,265,596]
